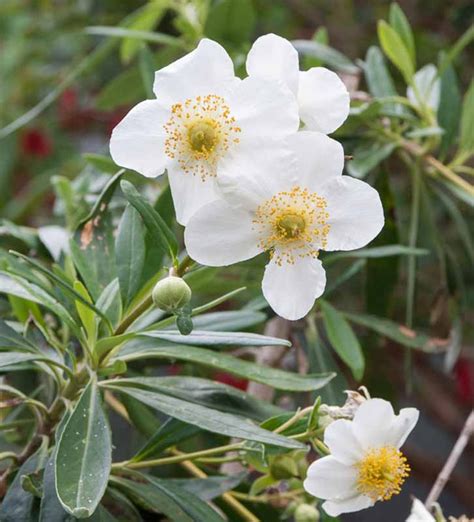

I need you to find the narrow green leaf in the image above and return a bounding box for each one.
[121,180,178,260]
[141,329,291,347]
[83,153,118,174]
[85,26,186,49]
[205,0,256,46]
[104,383,304,449]
[167,474,246,501]
[138,45,155,98]
[364,46,397,98]
[459,80,474,155]
[114,338,334,391]
[292,40,359,74]
[116,205,146,307]
[320,300,365,380]
[110,474,226,522]
[0,318,36,351]
[437,56,461,156]
[389,3,416,65]
[74,281,97,343]
[377,20,414,82]
[188,310,266,331]
[324,244,429,264]
[0,351,39,370]
[438,24,474,77]
[346,142,396,178]
[344,311,447,352]
[55,379,112,518]
[96,279,122,329]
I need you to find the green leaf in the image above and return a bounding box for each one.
[120,180,178,260]
[55,379,112,518]
[96,67,145,111]
[346,142,396,178]
[437,56,461,156]
[110,474,226,522]
[73,281,97,343]
[115,338,334,391]
[116,205,146,308]
[324,244,429,264]
[83,153,118,174]
[39,453,69,522]
[343,311,446,352]
[118,376,282,421]
[167,474,246,501]
[389,3,416,65]
[85,26,185,49]
[377,20,414,82]
[178,310,266,331]
[141,329,291,347]
[459,80,474,155]
[320,300,365,380]
[104,382,304,449]
[303,27,329,69]
[96,279,122,329]
[205,0,256,46]
[138,45,155,98]
[133,418,201,462]
[438,24,474,77]
[0,438,49,522]
[0,318,36,351]
[292,40,359,74]
[0,351,39,370]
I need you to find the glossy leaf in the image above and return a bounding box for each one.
[190,310,267,331]
[115,338,334,391]
[55,379,112,518]
[320,300,365,380]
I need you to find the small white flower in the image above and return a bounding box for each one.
[406,499,435,522]
[184,132,384,320]
[246,33,350,134]
[407,64,441,112]
[110,38,299,224]
[303,398,419,517]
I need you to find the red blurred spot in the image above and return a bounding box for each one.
[21,128,52,157]
[214,372,248,391]
[455,358,474,405]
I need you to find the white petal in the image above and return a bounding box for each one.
[184,200,261,266]
[298,67,350,134]
[406,499,435,522]
[167,168,219,226]
[304,456,357,500]
[324,419,365,465]
[352,398,397,450]
[321,176,384,251]
[388,407,420,448]
[286,131,344,190]
[322,494,374,517]
[246,33,300,96]
[229,76,299,138]
[262,256,326,321]
[407,64,440,112]
[38,226,70,261]
[109,100,169,178]
[217,137,298,210]
[153,39,236,104]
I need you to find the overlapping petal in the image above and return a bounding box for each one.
[304,456,358,499]
[261,256,326,321]
[324,418,365,465]
[298,68,350,133]
[109,100,169,178]
[153,38,236,104]
[322,494,374,517]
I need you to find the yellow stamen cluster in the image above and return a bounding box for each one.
[356,446,410,502]
[253,186,330,265]
[163,94,241,180]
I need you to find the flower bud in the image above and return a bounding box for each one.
[269,454,299,480]
[152,276,191,312]
[294,503,320,522]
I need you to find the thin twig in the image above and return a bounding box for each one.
[425,409,474,508]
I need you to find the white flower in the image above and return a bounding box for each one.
[246,33,350,134]
[184,131,384,320]
[407,64,441,112]
[406,499,435,522]
[303,398,419,517]
[109,38,299,224]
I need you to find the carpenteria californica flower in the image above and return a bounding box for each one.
[184,132,384,320]
[246,33,350,134]
[110,39,299,224]
[406,499,435,522]
[304,398,419,517]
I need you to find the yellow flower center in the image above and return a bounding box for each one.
[164,94,241,180]
[253,186,330,265]
[356,446,410,502]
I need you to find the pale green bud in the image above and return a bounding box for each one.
[294,503,320,522]
[152,276,191,312]
[269,454,299,480]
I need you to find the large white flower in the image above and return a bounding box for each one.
[246,33,350,134]
[109,38,299,224]
[304,398,419,517]
[184,131,384,320]
[406,499,435,522]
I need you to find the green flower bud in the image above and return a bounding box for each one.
[269,454,299,480]
[294,503,320,522]
[152,276,191,312]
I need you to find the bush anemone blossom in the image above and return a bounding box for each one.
[184,131,384,320]
[109,38,299,224]
[246,33,350,134]
[303,398,419,517]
